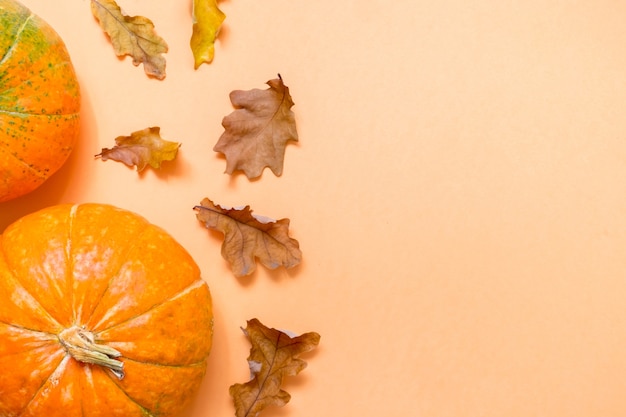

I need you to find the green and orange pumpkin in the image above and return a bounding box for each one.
[0,0,81,202]
[0,203,214,416]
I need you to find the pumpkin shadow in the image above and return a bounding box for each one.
[0,81,99,232]
[188,298,232,417]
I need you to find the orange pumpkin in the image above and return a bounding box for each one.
[0,0,81,202]
[0,204,214,417]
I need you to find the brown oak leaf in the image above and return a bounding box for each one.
[213,74,299,179]
[193,198,302,277]
[91,0,168,79]
[95,127,180,171]
[230,318,320,417]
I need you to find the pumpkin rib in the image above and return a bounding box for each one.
[0,320,56,339]
[0,59,73,93]
[0,65,80,116]
[77,223,154,328]
[80,364,156,417]
[20,353,70,416]
[95,280,212,367]
[0,113,79,176]
[67,203,79,327]
[66,204,78,327]
[0,62,75,100]
[104,359,208,417]
[0,143,48,179]
[94,278,206,334]
[0,216,71,331]
[0,108,80,117]
[0,248,65,333]
[0,287,66,334]
[0,10,32,67]
[64,205,154,328]
[0,323,60,376]
[0,112,79,183]
[0,345,66,416]
[0,333,59,360]
[100,374,156,417]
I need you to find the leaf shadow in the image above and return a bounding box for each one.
[219,23,230,39]
[270,262,303,281]
[217,142,301,187]
[223,166,282,188]
[195,225,247,284]
[234,272,257,288]
[211,153,240,185]
[137,150,190,180]
[253,345,322,417]
[234,262,302,288]
[216,20,231,49]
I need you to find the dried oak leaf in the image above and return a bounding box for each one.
[194,198,302,277]
[95,127,180,171]
[230,318,320,417]
[91,0,168,79]
[214,75,299,179]
[191,0,226,68]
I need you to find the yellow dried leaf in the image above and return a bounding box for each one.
[191,0,226,69]
[230,319,320,417]
[91,0,168,79]
[95,127,180,172]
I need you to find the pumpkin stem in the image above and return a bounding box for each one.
[58,326,125,379]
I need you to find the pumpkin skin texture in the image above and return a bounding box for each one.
[0,0,81,202]
[0,204,214,417]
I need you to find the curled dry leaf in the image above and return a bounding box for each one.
[214,75,299,179]
[193,198,302,277]
[95,127,180,171]
[230,318,320,417]
[91,0,168,79]
[191,0,226,69]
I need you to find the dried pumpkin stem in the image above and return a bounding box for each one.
[58,325,125,379]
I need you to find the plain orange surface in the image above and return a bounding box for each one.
[3,1,626,416]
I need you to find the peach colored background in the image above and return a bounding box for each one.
[3,1,626,416]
